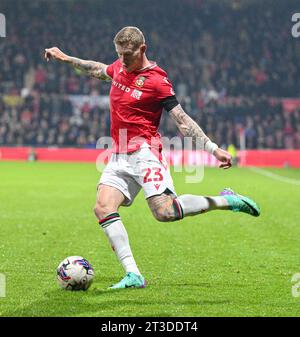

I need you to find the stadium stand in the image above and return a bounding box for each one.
[1,0,300,149]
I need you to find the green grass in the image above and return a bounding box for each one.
[0,161,300,317]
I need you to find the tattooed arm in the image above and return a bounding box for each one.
[169,104,212,148]
[169,104,232,169]
[44,47,110,80]
[67,57,110,80]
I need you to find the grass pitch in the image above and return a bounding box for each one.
[0,161,300,317]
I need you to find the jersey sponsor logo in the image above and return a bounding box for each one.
[135,76,146,87]
[112,79,131,92]
[131,89,143,100]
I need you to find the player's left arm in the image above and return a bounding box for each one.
[168,101,232,169]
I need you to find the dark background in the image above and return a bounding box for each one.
[1,0,300,149]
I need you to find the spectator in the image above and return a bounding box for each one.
[0,0,300,149]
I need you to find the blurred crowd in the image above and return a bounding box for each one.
[2,92,300,150]
[1,0,300,149]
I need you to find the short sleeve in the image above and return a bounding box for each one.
[156,76,176,101]
[106,60,119,79]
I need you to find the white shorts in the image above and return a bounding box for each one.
[98,146,176,206]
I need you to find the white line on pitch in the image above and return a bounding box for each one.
[248,167,300,186]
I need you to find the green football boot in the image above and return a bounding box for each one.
[220,188,260,217]
[109,272,146,289]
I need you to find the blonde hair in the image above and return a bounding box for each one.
[113,26,145,50]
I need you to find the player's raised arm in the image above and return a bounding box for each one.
[44,47,111,81]
[169,103,232,169]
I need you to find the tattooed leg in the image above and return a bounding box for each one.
[147,193,230,222]
[147,193,183,222]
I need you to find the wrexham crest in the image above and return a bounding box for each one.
[135,76,146,87]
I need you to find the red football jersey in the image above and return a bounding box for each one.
[106,59,175,153]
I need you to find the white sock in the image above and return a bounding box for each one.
[102,219,141,276]
[177,194,229,216]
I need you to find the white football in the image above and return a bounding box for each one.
[57,256,94,290]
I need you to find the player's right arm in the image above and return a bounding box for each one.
[44,47,111,81]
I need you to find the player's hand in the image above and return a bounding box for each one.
[44,47,69,62]
[213,148,232,169]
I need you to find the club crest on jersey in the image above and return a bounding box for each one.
[135,76,146,87]
[131,89,143,100]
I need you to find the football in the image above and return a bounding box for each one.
[57,256,94,290]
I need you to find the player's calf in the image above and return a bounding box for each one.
[94,185,143,279]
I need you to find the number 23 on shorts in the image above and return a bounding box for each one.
[143,167,164,183]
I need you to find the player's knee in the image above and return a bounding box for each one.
[93,201,113,220]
